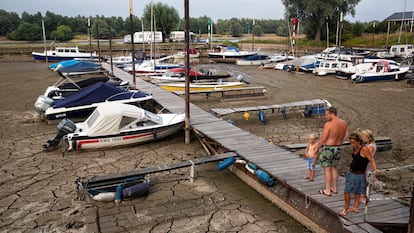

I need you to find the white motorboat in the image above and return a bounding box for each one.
[43,102,185,151]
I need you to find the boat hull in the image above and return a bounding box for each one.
[159,82,245,92]
[352,72,407,83]
[32,53,99,61]
[67,121,184,150]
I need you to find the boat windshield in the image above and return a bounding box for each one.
[86,110,100,128]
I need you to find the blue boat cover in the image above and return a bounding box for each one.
[226,47,240,52]
[243,54,270,61]
[53,82,149,108]
[48,60,100,73]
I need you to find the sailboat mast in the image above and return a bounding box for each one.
[42,19,48,64]
[129,0,136,84]
[184,0,190,144]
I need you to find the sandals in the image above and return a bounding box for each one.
[330,189,338,194]
[339,209,348,216]
[319,189,331,196]
[304,176,309,180]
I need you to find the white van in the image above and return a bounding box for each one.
[124,31,163,44]
[169,31,195,42]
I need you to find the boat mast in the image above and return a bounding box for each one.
[184,0,190,144]
[42,18,48,64]
[129,0,136,85]
[398,0,407,44]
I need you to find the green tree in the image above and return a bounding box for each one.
[253,25,264,36]
[50,25,73,41]
[282,0,360,41]
[9,21,42,40]
[91,18,110,39]
[142,2,180,42]
[0,10,20,35]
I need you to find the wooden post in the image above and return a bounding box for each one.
[129,0,136,86]
[408,180,414,233]
[96,23,101,63]
[184,0,191,144]
[109,22,114,77]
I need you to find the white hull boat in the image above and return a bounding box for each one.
[43,102,185,151]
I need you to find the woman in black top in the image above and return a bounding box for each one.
[339,132,379,217]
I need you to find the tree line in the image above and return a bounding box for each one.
[0,2,401,43]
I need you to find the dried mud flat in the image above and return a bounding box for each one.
[0,59,413,232]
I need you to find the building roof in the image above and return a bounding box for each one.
[384,11,414,21]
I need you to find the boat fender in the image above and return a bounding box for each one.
[92,192,116,202]
[258,110,267,124]
[245,163,257,174]
[255,169,275,186]
[247,163,258,171]
[281,107,287,119]
[114,184,123,205]
[122,181,150,199]
[226,120,236,125]
[243,112,250,120]
[217,157,236,170]
[234,159,247,164]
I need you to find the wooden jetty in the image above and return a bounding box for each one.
[210,98,329,117]
[173,86,267,101]
[102,63,410,233]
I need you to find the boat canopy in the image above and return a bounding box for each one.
[52,82,150,108]
[375,60,390,72]
[83,103,147,136]
[48,59,101,73]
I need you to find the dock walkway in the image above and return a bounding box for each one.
[103,63,410,232]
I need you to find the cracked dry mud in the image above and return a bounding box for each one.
[1,60,413,232]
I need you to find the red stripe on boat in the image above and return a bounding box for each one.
[78,139,100,149]
[122,132,153,140]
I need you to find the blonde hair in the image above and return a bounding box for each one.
[308,133,317,139]
[361,129,375,143]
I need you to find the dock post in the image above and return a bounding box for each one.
[408,180,414,233]
[189,160,195,182]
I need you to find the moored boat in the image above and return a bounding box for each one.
[43,102,185,151]
[37,82,152,121]
[159,81,245,92]
[351,60,410,83]
[173,48,200,59]
[48,59,102,75]
[32,46,99,61]
[208,46,258,63]
[236,54,271,66]
[149,67,231,82]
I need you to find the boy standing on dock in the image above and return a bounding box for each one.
[305,134,318,181]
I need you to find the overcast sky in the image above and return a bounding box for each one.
[1,0,413,22]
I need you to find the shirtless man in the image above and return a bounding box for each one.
[315,107,349,196]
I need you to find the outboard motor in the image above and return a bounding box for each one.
[34,95,54,114]
[236,74,250,84]
[43,118,76,150]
